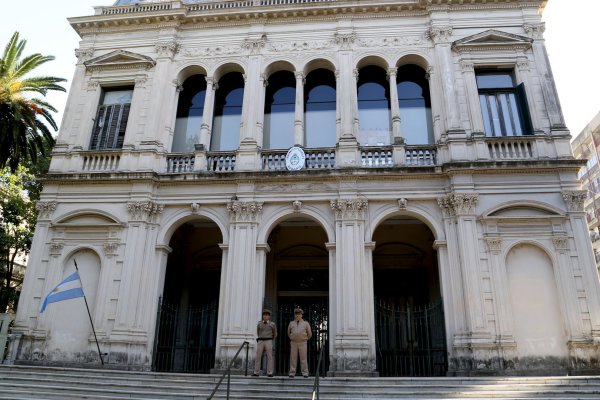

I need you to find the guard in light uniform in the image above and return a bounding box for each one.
[288,308,312,378]
[253,309,277,377]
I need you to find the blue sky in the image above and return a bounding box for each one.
[1,0,598,138]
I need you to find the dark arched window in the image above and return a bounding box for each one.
[357,65,391,146]
[396,65,434,144]
[211,72,244,151]
[172,75,206,152]
[263,71,295,149]
[305,69,336,148]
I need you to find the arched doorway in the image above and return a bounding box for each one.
[153,219,223,373]
[372,216,447,376]
[264,217,329,376]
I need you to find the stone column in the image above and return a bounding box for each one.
[387,68,402,144]
[199,76,217,150]
[214,201,263,371]
[256,74,268,149]
[428,26,462,135]
[294,71,305,147]
[524,23,567,132]
[329,199,376,376]
[459,60,485,136]
[236,53,262,170]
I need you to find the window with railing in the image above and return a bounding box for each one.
[476,70,532,137]
[89,87,133,150]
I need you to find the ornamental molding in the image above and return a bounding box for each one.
[155,40,179,58]
[357,35,425,48]
[562,190,587,212]
[86,79,100,91]
[126,201,164,222]
[75,47,94,63]
[227,201,263,223]
[84,50,156,71]
[330,199,368,220]
[437,192,479,217]
[459,60,475,73]
[103,241,120,256]
[36,201,57,220]
[452,29,532,53]
[552,235,569,251]
[49,241,64,256]
[134,75,148,88]
[426,26,453,44]
[242,35,267,54]
[267,39,334,53]
[485,237,502,253]
[523,23,545,40]
[334,32,356,50]
[516,58,530,71]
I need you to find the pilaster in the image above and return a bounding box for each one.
[294,71,305,147]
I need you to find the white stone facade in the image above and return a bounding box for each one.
[9,0,600,376]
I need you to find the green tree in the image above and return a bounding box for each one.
[0,31,66,171]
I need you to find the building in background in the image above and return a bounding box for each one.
[7,0,600,377]
[572,111,600,272]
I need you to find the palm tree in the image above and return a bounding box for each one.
[0,31,66,171]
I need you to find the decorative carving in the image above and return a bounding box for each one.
[562,190,587,212]
[74,47,94,63]
[84,50,156,71]
[427,26,453,44]
[268,39,333,53]
[126,201,164,222]
[398,198,408,210]
[134,76,148,88]
[242,35,267,54]
[103,242,119,255]
[425,66,433,80]
[437,192,479,217]
[49,241,64,256]
[452,30,533,52]
[172,79,184,92]
[36,201,57,219]
[86,79,100,91]
[523,23,546,39]
[183,45,242,57]
[334,32,356,50]
[155,40,178,58]
[292,200,303,212]
[330,199,368,220]
[552,236,569,251]
[460,60,474,73]
[516,58,530,71]
[357,36,424,48]
[227,201,263,223]
[191,203,200,213]
[485,237,502,253]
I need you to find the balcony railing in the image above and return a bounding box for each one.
[100,3,173,15]
[405,146,437,166]
[166,153,195,173]
[487,137,536,161]
[261,148,335,171]
[82,152,120,172]
[207,152,236,172]
[361,147,394,167]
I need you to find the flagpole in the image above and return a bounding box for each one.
[74,259,104,365]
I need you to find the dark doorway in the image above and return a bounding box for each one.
[152,220,222,373]
[372,216,447,376]
[263,218,330,376]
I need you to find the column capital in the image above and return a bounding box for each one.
[227,200,263,223]
[485,237,503,254]
[294,70,305,80]
[126,201,164,223]
[523,23,546,40]
[259,73,268,87]
[427,26,453,44]
[552,235,569,251]
[437,192,479,217]
[103,241,120,256]
[74,47,94,63]
[205,76,218,89]
[562,190,587,212]
[387,67,398,79]
[155,40,179,59]
[516,57,530,71]
[330,198,368,220]
[172,79,184,92]
[459,60,475,73]
[36,201,57,220]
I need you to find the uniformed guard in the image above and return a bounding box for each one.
[287,308,312,378]
[252,309,277,377]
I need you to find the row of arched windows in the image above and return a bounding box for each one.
[172,64,433,152]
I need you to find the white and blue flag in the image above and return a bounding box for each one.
[40,271,85,313]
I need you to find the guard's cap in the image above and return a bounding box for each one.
[262,309,271,315]
[294,308,304,315]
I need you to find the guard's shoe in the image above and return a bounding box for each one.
[268,374,273,377]
[303,375,309,378]
[288,375,294,378]
[251,373,259,377]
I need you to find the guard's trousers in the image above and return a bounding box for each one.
[254,340,274,375]
[289,340,308,376]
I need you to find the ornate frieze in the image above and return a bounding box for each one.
[126,201,164,222]
[36,201,57,220]
[426,26,453,44]
[437,192,479,217]
[268,39,333,53]
[562,190,587,212]
[330,199,368,220]
[357,36,424,48]
[552,236,569,251]
[227,201,263,223]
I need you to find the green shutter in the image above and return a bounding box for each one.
[516,83,534,135]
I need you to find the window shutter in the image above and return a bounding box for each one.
[116,103,131,148]
[516,83,534,135]
[105,104,121,148]
[90,105,109,149]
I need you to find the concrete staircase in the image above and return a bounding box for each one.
[1,365,600,400]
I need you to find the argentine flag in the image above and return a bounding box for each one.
[40,272,85,313]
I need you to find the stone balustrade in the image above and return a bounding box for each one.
[81,151,121,172]
[487,137,537,160]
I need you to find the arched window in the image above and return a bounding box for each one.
[396,65,434,144]
[172,75,206,152]
[263,71,295,149]
[305,69,336,148]
[357,66,391,146]
[211,72,244,151]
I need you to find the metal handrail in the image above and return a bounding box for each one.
[311,342,326,400]
[207,341,250,400]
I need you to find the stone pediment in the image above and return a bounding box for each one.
[84,50,155,71]
[452,30,532,52]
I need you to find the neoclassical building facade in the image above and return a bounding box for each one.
[8,0,600,376]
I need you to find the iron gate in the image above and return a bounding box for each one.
[274,299,329,376]
[152,298,218,373]
[375,300,447,377]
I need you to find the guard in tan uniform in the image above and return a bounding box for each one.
[252,309,277,377]
[287,308,312,378]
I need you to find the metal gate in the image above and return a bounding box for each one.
[152,298,218,373]
[274,299,329,376]
[375,300,447,377]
